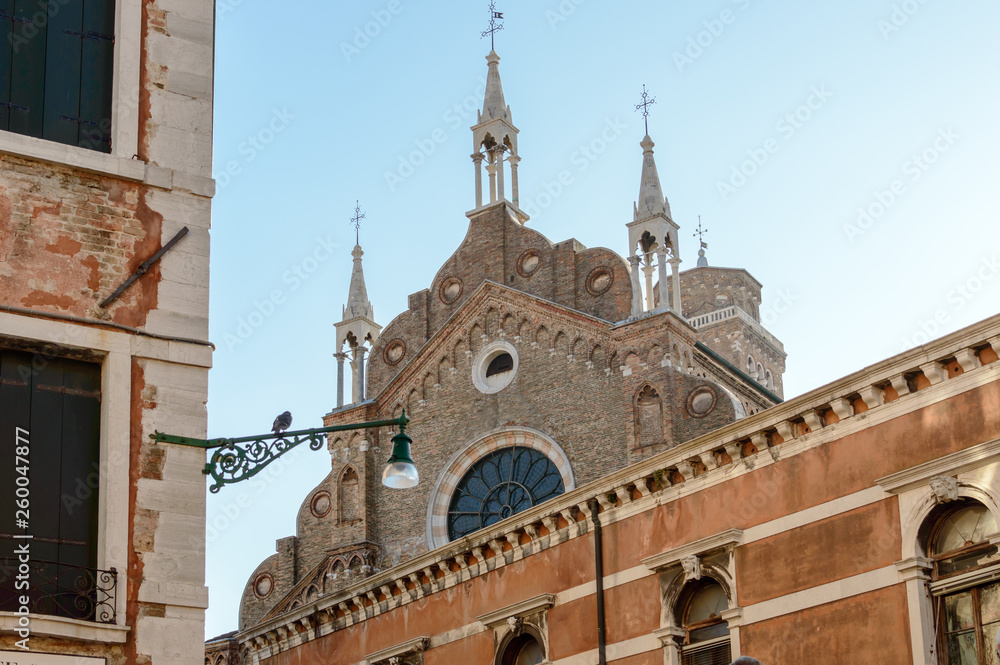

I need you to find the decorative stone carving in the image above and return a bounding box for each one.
[930,476,959,503]
[680,555,701,582]
[506,616,523,636]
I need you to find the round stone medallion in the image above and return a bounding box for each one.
[310,491,332,518]
[253,573,274,598]
[586,267,614,296]
[383,339,406,365]
[686,386,718,418]
[517,250,541,277]
[439,276,464,304]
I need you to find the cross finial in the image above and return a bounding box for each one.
[693,215,708,249]
[350,200,365,245]
[481,1,504,51]
[634,84,656,136]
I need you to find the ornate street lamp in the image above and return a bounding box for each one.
[151,410,416,492]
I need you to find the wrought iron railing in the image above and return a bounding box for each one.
[0,558,118,624]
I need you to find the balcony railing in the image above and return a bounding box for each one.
[0,558,118,624]
[687,305,784,351]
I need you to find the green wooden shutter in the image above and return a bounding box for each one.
[78,0,115,151]
[43,0,84,146]
[0,349,101,620]
[9,0,46,138]
[0,0,16,133]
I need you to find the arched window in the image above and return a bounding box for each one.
[500,633,545,665]
[677,578,731,665]
[926,500,1000,663]
[339,467,360,524]
[746,355,755,375]
[635,385,664,448]
[764,369,774,390]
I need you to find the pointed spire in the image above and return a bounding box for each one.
[479,50,511,123]
[344,244,374,320]
[634,135,671,221]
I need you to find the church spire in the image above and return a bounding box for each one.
[335,203,381,408]
[471,4,521,216]
[626,86,682,317]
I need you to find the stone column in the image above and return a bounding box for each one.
[496,149,505,202]
[335,352,347,408]
[486,154,498,203]
[670,257,682,314]
[350,347,361,404]
[472,152,484,208]
[897,557,935,665]
[642,252,656,312]
[629,255,643,316]
[656,246,669,311]
[357,346,367,401]
[508,154,520,207]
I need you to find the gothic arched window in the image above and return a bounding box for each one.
[635,385,663,448]
[927,500,1000,663]
[339,467,360,524]
[677,578,731,665]
[447,446,565,540]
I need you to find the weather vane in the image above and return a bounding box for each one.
[350,201,365,245]
[481,1,504,51]
[693,215,708,249]
[634,84,656,136]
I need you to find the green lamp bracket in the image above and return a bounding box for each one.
[150,411,409,493]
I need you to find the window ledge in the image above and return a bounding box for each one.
[0,612,130,643]
[0,132,215,198]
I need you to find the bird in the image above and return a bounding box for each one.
[272,411,293,435]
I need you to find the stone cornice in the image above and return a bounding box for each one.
[876,437,1000,494]
[365,636,429,664]
[476,593,556,627]
[641,529,744,571]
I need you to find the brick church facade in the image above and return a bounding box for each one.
[207,44,1000,665]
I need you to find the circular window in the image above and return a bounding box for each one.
[383,339,406,365]
[472,341,519,394]
[253,573,274,599]
[517,250,541,277]
[586,267,614,296]
[686,386,718,418]
[310,491,332,518]
[447,445,565,540]
[439,276,463,304]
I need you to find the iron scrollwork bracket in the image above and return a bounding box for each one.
[150,411,409,493]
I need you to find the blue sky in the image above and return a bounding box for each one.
[203,0,1000,637]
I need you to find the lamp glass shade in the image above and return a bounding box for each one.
[382,430,418,489]
[382,461,419,488]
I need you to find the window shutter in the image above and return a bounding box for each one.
[681,638,732,665]
[77,0,115,151]
[0,0,15,133]
[9,0,46,138]
[0,350,101,621]
[43,0,85,146]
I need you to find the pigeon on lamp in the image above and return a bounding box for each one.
[272,411,293,435]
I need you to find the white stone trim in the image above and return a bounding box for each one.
[471,339,519,394]
[549,633,661,665]
[741,565,899,625]
[0,612,130,644]
[364,636,429,665]
[425,427,575,550]
[477,593,555,627]
[641,529,743,571]
[876,436,1000,494]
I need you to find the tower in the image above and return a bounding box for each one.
[627,133,681,317]
[334,210,381,406]
[470,49,521,211]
